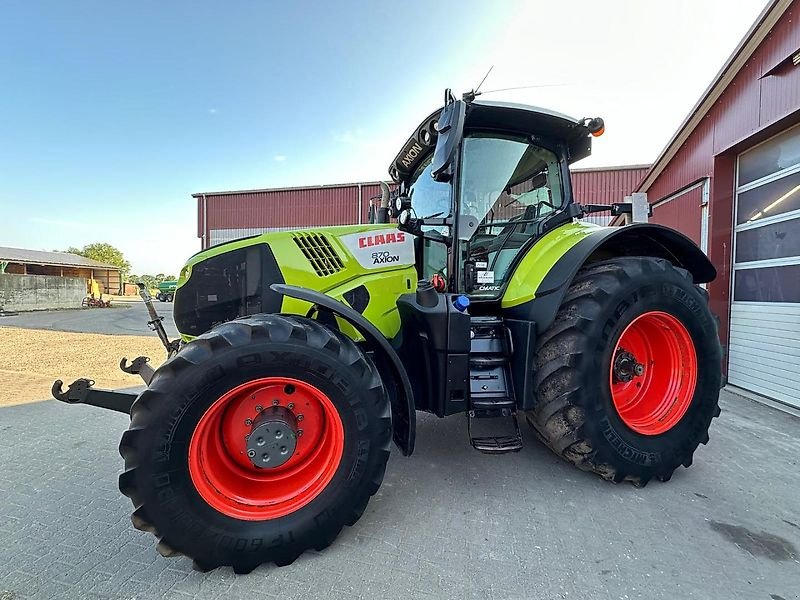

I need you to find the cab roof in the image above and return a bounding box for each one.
[390,99,593,181]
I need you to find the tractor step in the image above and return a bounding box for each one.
[467,410,523,454]
[467,316,522,453]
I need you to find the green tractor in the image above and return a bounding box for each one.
[53,91,721,573]
[156,279,178,302]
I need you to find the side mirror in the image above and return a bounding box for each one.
[431,100,466,182]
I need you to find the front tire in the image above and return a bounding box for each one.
[528,257,721,485]
[119,314,392,572]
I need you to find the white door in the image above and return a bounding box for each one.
[729,124,800,408]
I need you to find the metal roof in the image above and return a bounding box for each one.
[192,181,384,198]
[637,0,790,192]
[0,247,120,270]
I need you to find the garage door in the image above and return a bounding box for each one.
[729,124,800,407]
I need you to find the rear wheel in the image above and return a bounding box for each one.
[119,314,392,572]
[528,257,721,485]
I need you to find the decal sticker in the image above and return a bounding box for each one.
[475,261,488,269]
[207,294,217,302]
[476,284,501,291]
[340,230,415,270]
[476,270,495,284]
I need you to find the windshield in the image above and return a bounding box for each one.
[409,153,452,219]
[408,153,452,280]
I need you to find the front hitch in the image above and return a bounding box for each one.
[51,284,180,414]
[52,378,137,414]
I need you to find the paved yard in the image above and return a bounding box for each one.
[0,301,178,338]
[0,390,798,600]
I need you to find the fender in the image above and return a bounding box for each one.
[503,223,716,332]
[271,283,416,456]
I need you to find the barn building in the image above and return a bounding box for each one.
[0,247,122,311]
[640,0,800,408]
[0,247,122,294]
[193,165,650,249]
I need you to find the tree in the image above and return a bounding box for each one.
[67,243,131,275]
[126,273,178,289]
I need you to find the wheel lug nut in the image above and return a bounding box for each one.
[275,430,283,439]
[280,446,288,455]
[272,399,280,406]
[262,453,269,461]
[296,414,304,422]
[287,402,294,410]
[297,430,303,437]
[247,449,256,458]
[255,405,263,412]
[257,437,265,446]
[244,418,252,426]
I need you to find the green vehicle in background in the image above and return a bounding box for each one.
[155,280,177,302]
[53,90,722,573]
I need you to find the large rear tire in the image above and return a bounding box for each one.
[528,257,722,485]
[119,314,392,572]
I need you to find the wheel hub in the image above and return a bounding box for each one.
[246,406,298,469]
[608,311,698,436]
[613,349,645,383]
[188,377,345,521]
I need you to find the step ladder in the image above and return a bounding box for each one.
[467,316,523,454]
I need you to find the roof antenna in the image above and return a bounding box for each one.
[478,82,571,95]
[463,65,493,103]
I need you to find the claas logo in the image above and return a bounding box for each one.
[358,232,406,248]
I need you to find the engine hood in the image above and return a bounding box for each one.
[173,224,418,339]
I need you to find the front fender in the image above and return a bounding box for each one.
[271,284,416,456]
[503,223,715,332]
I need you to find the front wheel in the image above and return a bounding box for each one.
[528,257,722,485]
[118,315,392,572]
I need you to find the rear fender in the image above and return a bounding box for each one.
[270,284,416,456]
[503,223,715,332]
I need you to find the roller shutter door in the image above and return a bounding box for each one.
[729,124,800,408]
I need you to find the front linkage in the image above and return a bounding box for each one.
[52,283,179,415]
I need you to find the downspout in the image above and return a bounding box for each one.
[202,194,208,249]
[357,184,363,224]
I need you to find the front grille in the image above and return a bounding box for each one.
[292,232,344,276]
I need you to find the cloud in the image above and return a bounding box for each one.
[273,155,286,162]
[207,108,217,114]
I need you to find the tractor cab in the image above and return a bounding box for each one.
[387,92,604,300]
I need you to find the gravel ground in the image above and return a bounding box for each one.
[0,389,798,600]
[0,302,175,406]
[0,327,165,407]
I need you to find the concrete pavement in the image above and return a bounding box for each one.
[0,390,798,599]
[0,301,179,338]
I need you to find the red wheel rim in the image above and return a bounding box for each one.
[609,311,697,436]
[188,377,344,520]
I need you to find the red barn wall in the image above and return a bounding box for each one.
[643,0,800,360]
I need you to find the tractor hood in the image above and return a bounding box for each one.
[173,224,418,339]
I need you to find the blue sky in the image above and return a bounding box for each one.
[0,0,766,273]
